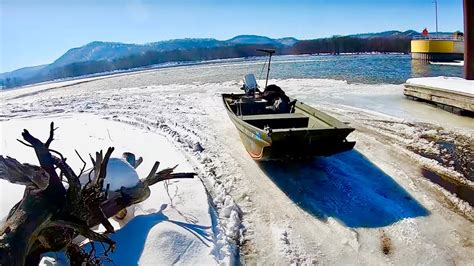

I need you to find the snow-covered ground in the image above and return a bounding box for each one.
[0,116,237,265]
[1,64,473,265]
[406,76,474,96]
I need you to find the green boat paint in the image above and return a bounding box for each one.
[222,93,356,160]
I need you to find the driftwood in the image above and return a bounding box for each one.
[0,122,195,265]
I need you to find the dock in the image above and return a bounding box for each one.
[404,77,474,115]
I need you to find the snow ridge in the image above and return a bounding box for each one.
[110,113,242,264]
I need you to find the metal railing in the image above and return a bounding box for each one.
[412,35,464,41]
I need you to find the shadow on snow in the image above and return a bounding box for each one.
[82,204,212,265]
[258,150,429,228]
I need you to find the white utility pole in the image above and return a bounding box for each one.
[434,0,439,37]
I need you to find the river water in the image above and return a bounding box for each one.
[133,54,470,129]
[179,54,464,85]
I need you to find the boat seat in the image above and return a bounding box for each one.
[242,113,309,129]
[230,99,268,115]
[242,113,307,120]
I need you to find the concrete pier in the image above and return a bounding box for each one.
[404,77,474,115]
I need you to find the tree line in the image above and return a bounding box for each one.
[1,36,411,88]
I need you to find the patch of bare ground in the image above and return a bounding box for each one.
[240,239,256,256]
[365,120,468,171]
[379,229,392,256]
[361,119,472,183]
[413,131,473,181]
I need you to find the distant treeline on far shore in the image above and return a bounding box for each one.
[1,35,411,89]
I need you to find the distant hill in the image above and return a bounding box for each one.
[1,30,459,89]
[226,35,298,46]
[51,38,224,68]
[0,64,47,80]
[2,35,302,87]
[349,30,458,39]
[349,30,420,39]
[276,37,299,46]
[51,36,298,69]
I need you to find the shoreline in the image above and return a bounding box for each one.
[1,69,472,264]
[1,53,415,91]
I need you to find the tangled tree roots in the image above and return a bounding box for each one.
[0,122,195,265]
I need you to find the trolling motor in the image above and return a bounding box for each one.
[256,49,275,89]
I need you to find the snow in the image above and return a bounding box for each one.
[103,158,139,190]
[429,61,464,67]
[0,115,234,265]
[87,157,140,191]
[1,60,473,264]
[406,76,474,95]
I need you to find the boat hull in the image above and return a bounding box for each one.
[222,93,355,160]
[235,126,355,160]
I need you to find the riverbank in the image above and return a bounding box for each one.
[1,54,465,92]
[1,68,472,264]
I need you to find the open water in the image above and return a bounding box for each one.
[194,54,464,84]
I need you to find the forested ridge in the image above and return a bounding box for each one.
[1,35,412,88]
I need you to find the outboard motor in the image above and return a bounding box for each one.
[241,73,259,96]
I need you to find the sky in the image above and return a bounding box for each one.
[0,0,465,73]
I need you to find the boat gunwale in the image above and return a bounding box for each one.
[222,93,356,160]
[222,93,272,145]
[221,93,355,133]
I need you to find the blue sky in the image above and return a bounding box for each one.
[0,0,464,73]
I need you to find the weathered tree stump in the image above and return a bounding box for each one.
[0,122,195,265]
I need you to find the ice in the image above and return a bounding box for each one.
[429,61,464,67]
[1,65,473,264]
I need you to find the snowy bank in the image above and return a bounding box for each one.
[0,115,235,265]
[1,66,473,264]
